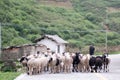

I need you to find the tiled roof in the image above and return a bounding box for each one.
[35,35,68,44]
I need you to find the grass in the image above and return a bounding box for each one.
[0,72,21,80]
[0,61,22,80]
[0,62,3,67]
[109,51,120,55]
[95,51,120,55]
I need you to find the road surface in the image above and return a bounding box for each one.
[15,54,120,80]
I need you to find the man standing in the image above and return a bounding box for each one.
[89,45,95,56]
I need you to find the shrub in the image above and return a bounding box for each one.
[1,60,17,72]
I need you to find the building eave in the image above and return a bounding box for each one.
[34,35,69,44]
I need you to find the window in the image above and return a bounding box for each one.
[57,45,60,53]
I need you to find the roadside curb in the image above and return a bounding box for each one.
[14,73,26,80]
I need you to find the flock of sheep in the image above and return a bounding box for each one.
[20,51,110,75]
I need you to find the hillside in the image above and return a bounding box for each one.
[38,0,73,9]
[0,0,120,49]
[71,0,120,32]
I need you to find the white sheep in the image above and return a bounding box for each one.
[64,52,73,73]
[79,54,90,72]
[47,53,62,73]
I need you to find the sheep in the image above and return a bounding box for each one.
[40,54,51,73]
[27,57,37,75]
[57,53,66,73]
[89,55,103,73]
[20,56,28,67]
[47,52,62,73]
[72,52,81,72]
[94,56,103,72]
[61,52,73,73]
[27,54,37,59]
[20,54,43,75]
[19,56,29,73]
[48,52,58,73]
[78,54,84,72]
[77,54,91,72]
[102,53,110,72]
[20,54,37,74]
[83,54,90,72]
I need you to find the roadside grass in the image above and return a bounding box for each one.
[0,72,22,80]
[110,51,120,55]
[0,62,3,67]
[0,61,22,80]
[95,51,120,55]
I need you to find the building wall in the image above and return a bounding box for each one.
[37,38,66,54]
[21,45,47,56]
[35,45,47,53]
[59,44,66,54]
[1,47,21,61]
[22,45,35,56]
[37,38,57,53]
[1,44,47,61]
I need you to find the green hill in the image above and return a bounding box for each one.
[0,0,120,48]
[72,0,120,32]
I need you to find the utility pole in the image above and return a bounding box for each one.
[105,9,108,53]
[0,23,1,59]
[105,30,108,52]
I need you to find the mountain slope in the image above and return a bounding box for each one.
[71,0,120,32]
[1,0,120,48]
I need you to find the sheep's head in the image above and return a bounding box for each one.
[20,56,28,67]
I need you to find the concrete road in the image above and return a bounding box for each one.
[15,54,120,80]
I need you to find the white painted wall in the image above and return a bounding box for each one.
[37,38,57,53]
[37,38,66,54]
[59,44,65,54]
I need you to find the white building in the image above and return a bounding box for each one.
[35,35,68,54]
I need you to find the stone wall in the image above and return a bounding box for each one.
[1,44,47,61]
[1,47,21,61]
